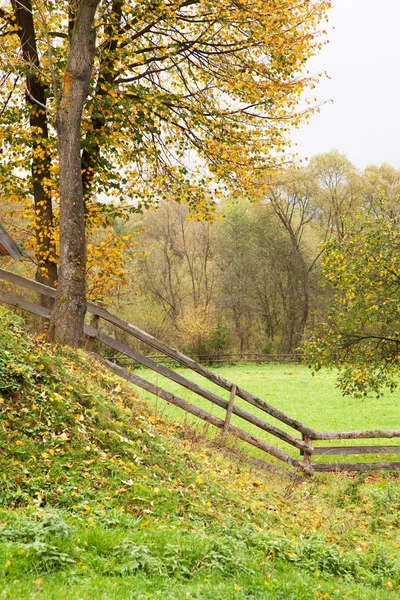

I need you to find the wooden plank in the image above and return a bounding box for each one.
[91,328,312,454]
[0,286,311,476]
[0,268,316,437]
[313,462,400,472]
[313,445,400,456]
[222,384,237,439]
[314,430,400,440]
[0,268,55,296]
[85,304,316,437]
[98,358,313,475]
[3,269,400,460]
[85,314,100,351]
[0,226,24,260]
[0,290,51,320]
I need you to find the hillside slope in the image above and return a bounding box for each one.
[0,307,399,599]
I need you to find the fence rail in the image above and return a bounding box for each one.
[106,352,303,365]
[1,267,400,474]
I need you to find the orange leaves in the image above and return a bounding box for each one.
[86,225,138,304]
[177,306,214,349]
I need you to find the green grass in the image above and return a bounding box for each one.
[127,362,400,465]
[1,307,400,599]
[1,512,399,599]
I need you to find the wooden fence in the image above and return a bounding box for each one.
[106,352,303,366]
[1,267,400,474]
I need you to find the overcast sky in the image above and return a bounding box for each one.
[291,0,400,169]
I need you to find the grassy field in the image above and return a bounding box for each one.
[127,362,400,466]
[1,308,400,599]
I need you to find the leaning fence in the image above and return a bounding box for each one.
[1,267,399,475]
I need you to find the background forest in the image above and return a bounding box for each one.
[3,149,398,364]
[29,149,393,362]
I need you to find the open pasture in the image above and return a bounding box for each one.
[131,362,400,468]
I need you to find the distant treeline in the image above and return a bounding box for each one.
[108,151,400,360]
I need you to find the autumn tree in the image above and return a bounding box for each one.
[304,213,400,397]
[265,167,320,351]
[139,201,214,325]
[0,0,330,346]
[214,204,258,356]
[1,0,57,297]
[361,164,400,220]
[308,151,360,241]
[246,204,284,348]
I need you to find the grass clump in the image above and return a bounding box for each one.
[0,307,399,599]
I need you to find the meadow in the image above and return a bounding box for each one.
[128,362,400,467]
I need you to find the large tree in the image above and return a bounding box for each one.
[304,213,400,397]
[265,167,319,351]
[0,0,330,346]
[308,151,360,242]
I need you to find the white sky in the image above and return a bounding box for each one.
[292,0,400,169]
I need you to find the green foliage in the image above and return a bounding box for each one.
[304,214,400,397]
[208,320,231,358]
[0,511,399,597]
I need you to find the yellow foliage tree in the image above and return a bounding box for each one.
[177,306,214,358]
[0,0,330,345]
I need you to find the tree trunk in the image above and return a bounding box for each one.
[11,0,58,300]
[49,0,99,346]
[295,267,309,350]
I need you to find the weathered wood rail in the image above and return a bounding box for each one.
[1,267,400,474]
[107,352,303,365]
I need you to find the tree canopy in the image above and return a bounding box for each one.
[2,0,330,203]
[0,0,330,344]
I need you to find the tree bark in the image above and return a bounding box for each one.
[49,0,99,346]
[11,0,57,299]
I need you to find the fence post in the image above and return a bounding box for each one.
[223,384,237,440]
[302,433,313,468]
[86,314,100,351]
